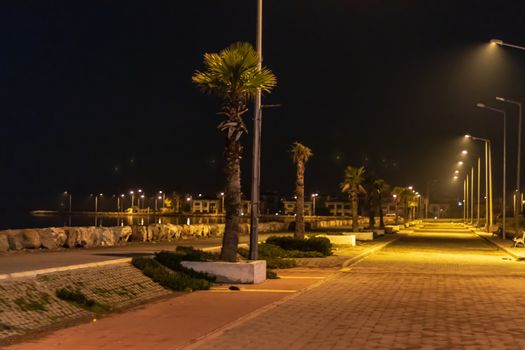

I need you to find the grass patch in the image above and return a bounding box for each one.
[154,248,217,282]
[56,288,109,313]
[132,257,211,292]
[14,292,51,312]
[266,257,297,269]
[265,236,332,256]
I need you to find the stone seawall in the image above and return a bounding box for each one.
[0,219,360,252]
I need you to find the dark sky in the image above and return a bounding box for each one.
[2,0,525,211]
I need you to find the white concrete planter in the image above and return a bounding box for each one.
[181,260,266,284]
[342,231,374,241]
[317,234,356,246]
[373,229,385,236]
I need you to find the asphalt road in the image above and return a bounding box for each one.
[0,233,289,275]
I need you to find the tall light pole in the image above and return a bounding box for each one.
[311,193,319,216]
[496,97,522,234]
[477,103,507,239]
[249,0,263,261]
[130,191,135,212]
[465,135,493,231]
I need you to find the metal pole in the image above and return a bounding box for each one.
[489,141,494,228]
[485,142,489,231]
[477,157,481,227]
[471,166,474,224]
[463,178,466,222]
[517,102,522,233]
[69,194,72,213]
[503,111,507,239]
[466,175,469,223]
[249,0,263,261]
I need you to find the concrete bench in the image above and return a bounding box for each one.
[513,230,525,247]
[342,231,373,241]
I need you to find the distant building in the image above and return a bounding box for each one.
[428,203,450,218]
[191,199,220,214]
[282,200,313,216]
[325,201,351,216]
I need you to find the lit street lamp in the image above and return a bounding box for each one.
[477,103,507,239]
[496,96,523,234]
[311,193,319,216]
[129,191,135,211]
[94,193,103,213]
[465,134,493,231]
[490,39,525,51]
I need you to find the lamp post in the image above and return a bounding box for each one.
[477,103,507,239]
[94,193,103,213]
[249,0,263,261]
[496,97,522,234]
[490,39,525,51]
[130,191,135,212]
[465,135,493,231]
[311,193,319,216]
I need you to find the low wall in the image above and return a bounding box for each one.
[0,221,290,252]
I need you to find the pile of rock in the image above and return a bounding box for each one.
[0,221,291,252]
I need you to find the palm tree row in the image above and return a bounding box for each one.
[193,42,416,260]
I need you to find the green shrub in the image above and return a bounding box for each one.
[132,257,211,291]
[56,288,109,313]
[266,270,279,279]
[155,250,216,282]
[266,257,297,269]
[265,236,332,256]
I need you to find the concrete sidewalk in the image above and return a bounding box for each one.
[3,236,397,350]
[476,231,525,259]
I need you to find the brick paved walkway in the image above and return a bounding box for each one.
[191,226,525,349]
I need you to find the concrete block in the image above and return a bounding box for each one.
[373,229,385,236]
[385,225,401,233]
[317,234,356,246]
[342,231,374,241]
[180,260,266,284]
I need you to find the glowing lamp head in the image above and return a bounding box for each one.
[464,134,471,139]
[458,161,464,165]
[477,103,486,108]
[408,186,413,190]
[490,39,503,46]
[462,150,468,155]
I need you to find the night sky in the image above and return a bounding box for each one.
[2,1,525,214]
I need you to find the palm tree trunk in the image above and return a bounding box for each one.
[368,198,375,228]
[221,135,241,262]
[351,186,359,232]
[379,193,385,228]
[295,161,305,239]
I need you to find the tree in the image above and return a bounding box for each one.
[291,142,313,239]
[193,42,276,261]
[363,175,379,228]
[374,179,390,228]
[341,166,366,232]
[392,186,415,223]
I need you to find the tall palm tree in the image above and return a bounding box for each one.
[374,179,390,228]
[193,42,276,261]
[291,142,313,239]
[341,166,366,232]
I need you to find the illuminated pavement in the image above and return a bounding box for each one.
[192,224,525,349]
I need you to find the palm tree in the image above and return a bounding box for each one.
[374,179,390,228]
[392,186,415,223]
[291,142,313,239]
[193,42,276,261]
[341,166,366,232]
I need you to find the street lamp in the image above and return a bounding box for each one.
[249,0,264,261]
[311,193,319,216]
[465,134,493,231]
[129,191,135,212]
[94,193,103,213]
[490,39,525,51]
[496,96,523,234]
[64,191,72,213]
[477,103,507,239]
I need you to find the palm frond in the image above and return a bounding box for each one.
[291,142,313,164]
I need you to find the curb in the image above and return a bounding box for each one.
[342,235,400,268]
[475,232,524,260]
[0,245,225,281]
[180,236,399,350]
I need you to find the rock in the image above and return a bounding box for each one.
[0,234,8,252]
[116,226,132,242]
[131,226,149,242]
[65,227,98,248]
[19,229,41,249]
[38,228,62,249]
[181,225,191,238]
[96,227,117,246]
[5,230,24,250]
